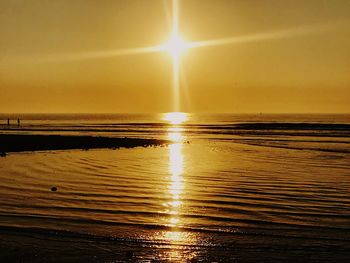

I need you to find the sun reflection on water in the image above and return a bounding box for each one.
[164,112,187,143]
[168,143,183,226]
[163,112,188,230]
[168,127,184,142]
[152,112,199,260]
[163,112,188,125]
[161,112,187,237]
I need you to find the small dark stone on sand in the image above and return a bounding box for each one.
[0,152,7,157]
[51,186,57,192]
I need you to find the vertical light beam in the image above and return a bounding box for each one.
[173,53,180,112]
[172,0,180,112]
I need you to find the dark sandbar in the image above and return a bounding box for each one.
[0,134,169,153]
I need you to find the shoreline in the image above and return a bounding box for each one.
[0,226,348,262]
[0,134,169,153]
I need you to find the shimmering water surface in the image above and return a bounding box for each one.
[0,113,349,262]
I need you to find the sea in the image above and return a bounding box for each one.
[0,113,349,262]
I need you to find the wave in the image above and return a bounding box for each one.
[2,122,350,138]
[228,138,350,153]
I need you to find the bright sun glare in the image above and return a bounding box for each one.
[164,112,188,125]
[163,33,187,58]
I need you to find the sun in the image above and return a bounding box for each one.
[163,33,187,58]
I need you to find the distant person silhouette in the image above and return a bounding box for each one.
[7,118,10,126]
[17,118,20,127]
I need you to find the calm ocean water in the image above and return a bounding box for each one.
[0,113,349,261]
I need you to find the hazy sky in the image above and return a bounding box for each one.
[1,0,350,113]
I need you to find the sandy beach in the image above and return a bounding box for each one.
[0,134,168,154]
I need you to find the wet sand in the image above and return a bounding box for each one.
[0,134,168,153]
[1,227,349,263]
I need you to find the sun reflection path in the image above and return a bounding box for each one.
[164,112,188,125]
[159,112,199,262]
[150,115,199,260]
[165,112,187,230]
[169,143,183,204]
[160,112,189,248]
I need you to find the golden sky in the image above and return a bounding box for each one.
[0,0,350,113]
